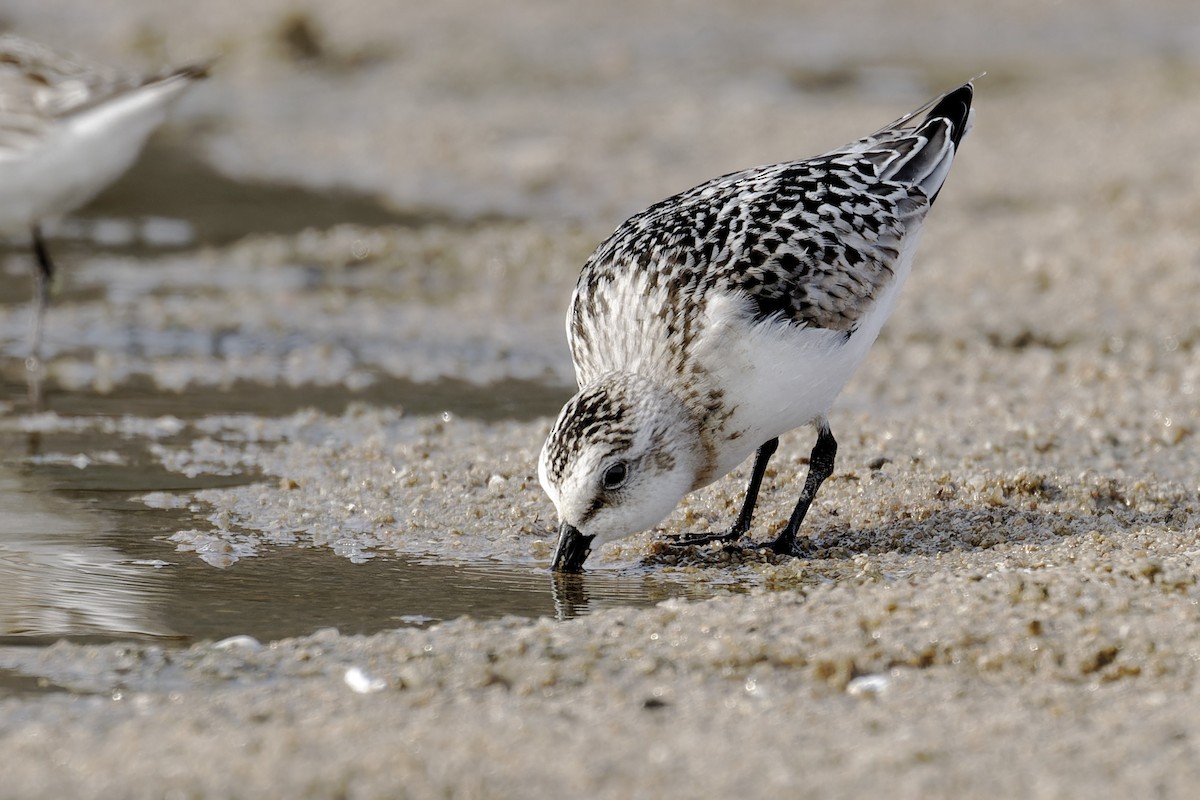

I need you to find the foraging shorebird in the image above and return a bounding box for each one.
[540,81,975,571]
[0,34,209,371]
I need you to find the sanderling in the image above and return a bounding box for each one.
[540,81,975,571]
[0,34,209,370]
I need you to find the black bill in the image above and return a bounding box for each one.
[551,521,595,573]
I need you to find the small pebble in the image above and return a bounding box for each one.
[344,667,387,694]
[213,635,263,652]
[846,674,890,697]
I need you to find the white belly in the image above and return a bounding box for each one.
[693,235,921,483]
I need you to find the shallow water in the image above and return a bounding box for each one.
[0,666,74,698]
[1,374,568,421]
[0,375,729,646]
[3,141,455,255]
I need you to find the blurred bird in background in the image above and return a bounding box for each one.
[0,34,209,402]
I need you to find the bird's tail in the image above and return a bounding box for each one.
[146,58,214,88]
[878,81,975,204]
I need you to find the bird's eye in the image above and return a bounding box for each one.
[601,462,628,491]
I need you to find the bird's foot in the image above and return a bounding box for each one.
[749,533,803,557]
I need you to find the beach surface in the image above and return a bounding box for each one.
[2,0,1200,796]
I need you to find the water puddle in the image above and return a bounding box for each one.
[2,374,569,422]
[10,140,481,255]
[0,384,728,647]
[0,666,75,698]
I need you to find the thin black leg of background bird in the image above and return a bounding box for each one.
[762,423,837,556]
[669,437,779,547]
[26,223,54,407]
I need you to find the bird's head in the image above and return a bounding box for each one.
[539,374,703,571]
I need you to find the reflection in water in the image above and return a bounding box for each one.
[0,466,174,641]
[547,570,700,621]
[551,572,589,620]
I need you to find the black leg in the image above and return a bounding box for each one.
[763,422,837,555]
[670,437,779,546]
[26,224,54,407]
[32,224,54,283]
[28,224,54,365]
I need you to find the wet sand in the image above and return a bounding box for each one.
[3,0,1200,797]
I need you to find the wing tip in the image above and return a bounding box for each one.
[923,82,975,148]
[158,58,215,84]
